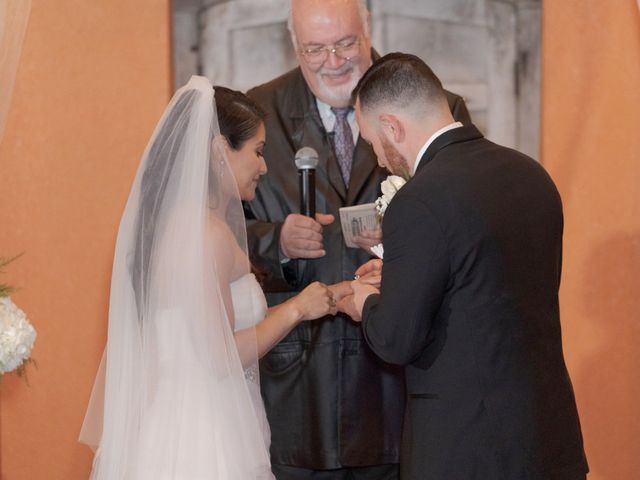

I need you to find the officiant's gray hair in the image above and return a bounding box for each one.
[353,52,449,116]
[287,0,370,48]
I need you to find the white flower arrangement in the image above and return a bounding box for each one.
[371,175,407,259]
[0,255,36,379]
[0,296,36,375]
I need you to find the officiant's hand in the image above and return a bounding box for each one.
[355,259,383,288]
[280,213,334,259]
[352,227,382,255]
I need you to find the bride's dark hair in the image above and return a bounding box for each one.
[214,86,266,151]
[214,86,270,287]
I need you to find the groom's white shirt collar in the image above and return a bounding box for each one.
[413,121,463,174]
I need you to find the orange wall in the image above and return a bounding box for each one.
[0,1,171,478]
[541,1,640,479]
[1,1,639,479]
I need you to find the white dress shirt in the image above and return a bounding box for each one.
[413,122,463,174]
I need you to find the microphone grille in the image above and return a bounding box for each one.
[295,147,319,169]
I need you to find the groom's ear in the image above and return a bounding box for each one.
[378,113,405,144]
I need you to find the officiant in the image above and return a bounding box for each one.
[244,1,470,478]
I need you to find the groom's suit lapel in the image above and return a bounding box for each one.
[414,124,484,176]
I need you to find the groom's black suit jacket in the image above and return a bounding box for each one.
[362,125,589,480]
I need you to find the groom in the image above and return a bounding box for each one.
[340,53,589,480]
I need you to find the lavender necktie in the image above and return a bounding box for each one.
[331,106,355,186]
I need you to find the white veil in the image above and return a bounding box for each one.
[0,0,32,144]
[80,76,272,479]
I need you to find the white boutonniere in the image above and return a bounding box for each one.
[374,175,407,216]
[371,175,407,259]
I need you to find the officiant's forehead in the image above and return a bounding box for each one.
[292,0,367,44]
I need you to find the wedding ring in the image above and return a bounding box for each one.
[329,297,336,307]
[354,274,360,280]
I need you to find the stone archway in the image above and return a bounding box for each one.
[172,0,540,158]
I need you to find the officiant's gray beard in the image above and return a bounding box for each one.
[380,135,410,176]
[316,62,362,105]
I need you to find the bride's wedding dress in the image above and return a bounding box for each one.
[131,273,272,479]
[81,77,274,480]
[230,273,272,450]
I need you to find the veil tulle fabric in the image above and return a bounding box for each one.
[0,0,32,144]
[80,76,272,479]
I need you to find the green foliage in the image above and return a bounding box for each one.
[0,253,22,297]
[16,358,37,386]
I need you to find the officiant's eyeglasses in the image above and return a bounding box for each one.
[299,37,361,65]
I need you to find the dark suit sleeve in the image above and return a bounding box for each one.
[362,193,450,365]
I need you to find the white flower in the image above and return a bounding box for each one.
[372,175,407,260]
[381,175,406,197]
[0,297,37,374]
[375,175,407,217]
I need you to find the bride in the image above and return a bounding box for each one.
[80,76,350,479]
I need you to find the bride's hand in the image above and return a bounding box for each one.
[290,282,338,321]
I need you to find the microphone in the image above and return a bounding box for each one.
[295,147,319,218]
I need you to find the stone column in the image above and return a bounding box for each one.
[199,0,296,91]
[176,0,541,157]
[515,0,541,159]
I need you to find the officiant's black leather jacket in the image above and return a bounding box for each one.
[245,62,471,470]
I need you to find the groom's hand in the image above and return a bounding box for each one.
[339,280,379,322]
[280,213,334,259]
[337,294,360,321]
[355,259,383,288]
[328,280,353,303]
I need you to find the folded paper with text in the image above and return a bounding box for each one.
[339,202,379,248]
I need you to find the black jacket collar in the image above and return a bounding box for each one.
[415,124,484,174]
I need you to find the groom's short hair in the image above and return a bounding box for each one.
[352,52,448,116]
